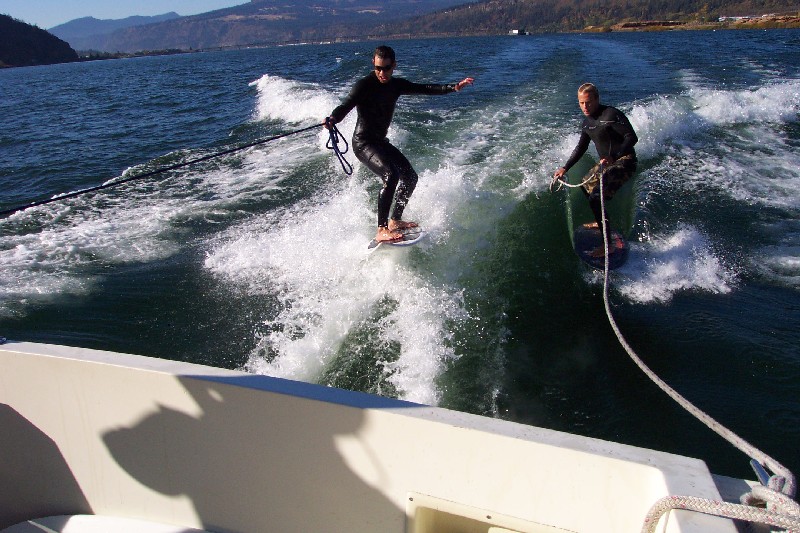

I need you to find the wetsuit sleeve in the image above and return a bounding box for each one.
[330,77,368,123]
[563,130,591,171]
[398,78,456,95]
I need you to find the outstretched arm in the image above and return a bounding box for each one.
[402,77,475,95]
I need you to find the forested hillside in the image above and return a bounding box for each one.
[0,15,78,68]
[4,0,798,59]
[85,0,800,52]
[64,0,478,53]
[375,0,800,35]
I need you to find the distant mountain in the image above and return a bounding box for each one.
[15,0,800,57]
[0,14,79,67]
[49,13,181,51]
[77,0,480,53]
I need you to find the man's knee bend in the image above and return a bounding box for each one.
[401,170,418,187]
[383,170,401,189]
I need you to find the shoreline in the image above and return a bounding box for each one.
[586,13,800,32]
[7,17,799,68]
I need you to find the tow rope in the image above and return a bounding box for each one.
[0,123,326,218]
[574,171,799,531]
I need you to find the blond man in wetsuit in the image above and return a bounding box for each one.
[553,83,638,257]
[325,45,474,243]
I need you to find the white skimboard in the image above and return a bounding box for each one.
[367,226,426,252]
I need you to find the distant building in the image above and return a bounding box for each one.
[718,15,756,22]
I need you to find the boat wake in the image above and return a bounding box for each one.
[611,226,736,304]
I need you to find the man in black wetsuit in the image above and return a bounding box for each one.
[325,45,474,243]
[553,83,638,257]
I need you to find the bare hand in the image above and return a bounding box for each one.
[550,168,567,192]
[455,77,474,91]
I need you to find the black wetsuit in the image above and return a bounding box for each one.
[562,104,638,232]
[330,72,456,228]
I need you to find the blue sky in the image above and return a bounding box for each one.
[1,0,247,29]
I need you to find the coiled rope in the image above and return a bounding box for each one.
[0,122,331,218]
[324,119,353,175]
[584,172,799,531]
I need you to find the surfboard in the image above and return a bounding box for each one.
[562,166,636,272]
[367,227,426,252]
[573,225,629,270]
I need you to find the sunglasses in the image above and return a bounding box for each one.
[374,63,394,73]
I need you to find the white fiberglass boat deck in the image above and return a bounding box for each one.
[0,341,749,532]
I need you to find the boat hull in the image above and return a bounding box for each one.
[0,342,739,532]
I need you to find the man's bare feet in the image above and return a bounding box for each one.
[388,219,418,231]
[376,227,403,242]
[589,247,609,258]
[589,236,624,258]
[582,222,599,229]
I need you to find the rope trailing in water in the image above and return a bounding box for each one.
[0,123,324,218]
[589,173,798,531]
[324,120,353,176]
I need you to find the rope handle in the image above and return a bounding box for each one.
[550,169,595,193]
[324,119,353,176]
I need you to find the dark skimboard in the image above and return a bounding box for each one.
[573,225,628,270]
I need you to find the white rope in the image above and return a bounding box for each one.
[642,489,800,532]
[591,171,798,532]
[550,171,594,193]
